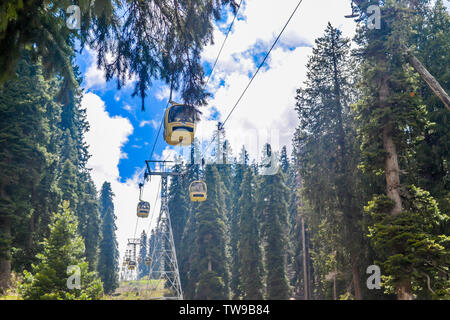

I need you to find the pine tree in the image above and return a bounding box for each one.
[257,145,291,299]
[193,165,230,299]
[97,182,119,295]
[179,209,198,299]
[237,169,264,300]
[294,23,365,299]
[19,201,103,299]
[77,175,101,271]
[0,53,58,291]
[168,163,189,252]
[229,146,249,299]
[408,0,450,202]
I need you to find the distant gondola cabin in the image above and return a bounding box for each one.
[137,201,150,218]
[164,103,196,146]
[128,261,136,270]
[189,180,207,202]
[145,257,151,266]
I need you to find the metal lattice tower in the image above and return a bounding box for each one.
[145,161,183,300]
[124,238,140,281]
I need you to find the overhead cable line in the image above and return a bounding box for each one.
[201,0,304,156]
[204,0,243,87]
[221,0,303,128]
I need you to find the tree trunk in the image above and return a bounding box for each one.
[401,45,450,111]
[382,124,403,216]
[351,256,362,300]
[379,76,403,216]
[301,216,308,300]
[0,216,11,293]
[397,279,414,300]
[333,273,337,300]
[379,72,413,299]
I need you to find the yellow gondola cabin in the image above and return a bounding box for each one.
[128,261,136,270]
[189,180,207,202]
[164,103,196,146]
[137,201,150,218]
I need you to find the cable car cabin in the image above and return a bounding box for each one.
[164,103,196,146]
[137,201,150,218]
[145,257,151,266]
[128,261,136,270]
[189,181,207,202]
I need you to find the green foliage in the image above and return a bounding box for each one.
[366,186,450,299]
[294,23,367,299]
[257,160,291,299]
[98,182,119,295]
[19,202,103,299]
[0,53,103,295]
[352,0,450,299]
[192,165,230,299]
[0,0,239,108]
[229,146,249,299]
[0,53,62,283]
[169,163,190,252]
[195,271,226,300]
[407,0,450,200]
[238,169,264,299]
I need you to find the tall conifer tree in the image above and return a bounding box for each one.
[98,182,119,294]
[193,165,230,299]
[238,169,264,299]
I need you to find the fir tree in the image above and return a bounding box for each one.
[0,54,58,291]
[229,146,249,299]
[257,146,291,299]
[168,163,189,252]
[237,169,264,300]
[179,210,198,299]
[97,182,119,295]
[20,202,103,299]
[193,165,230,299]
[77,175,101,271]
[295,23,365,299]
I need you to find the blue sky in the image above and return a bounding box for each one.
[75,0,449,262]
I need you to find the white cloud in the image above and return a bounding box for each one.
[82,47,137,90]
[84,60,107,89]
[156,87,171,101]
[139,119,159,129]
[82,92,147,258]
[82,92,166,261]
[123,104,133,112]
[83,92,133,184]
[196,0,356,161]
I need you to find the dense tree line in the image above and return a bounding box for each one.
[0,53,119,298]
[162,136,292,299]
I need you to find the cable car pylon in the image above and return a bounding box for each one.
[144,160,183,300]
